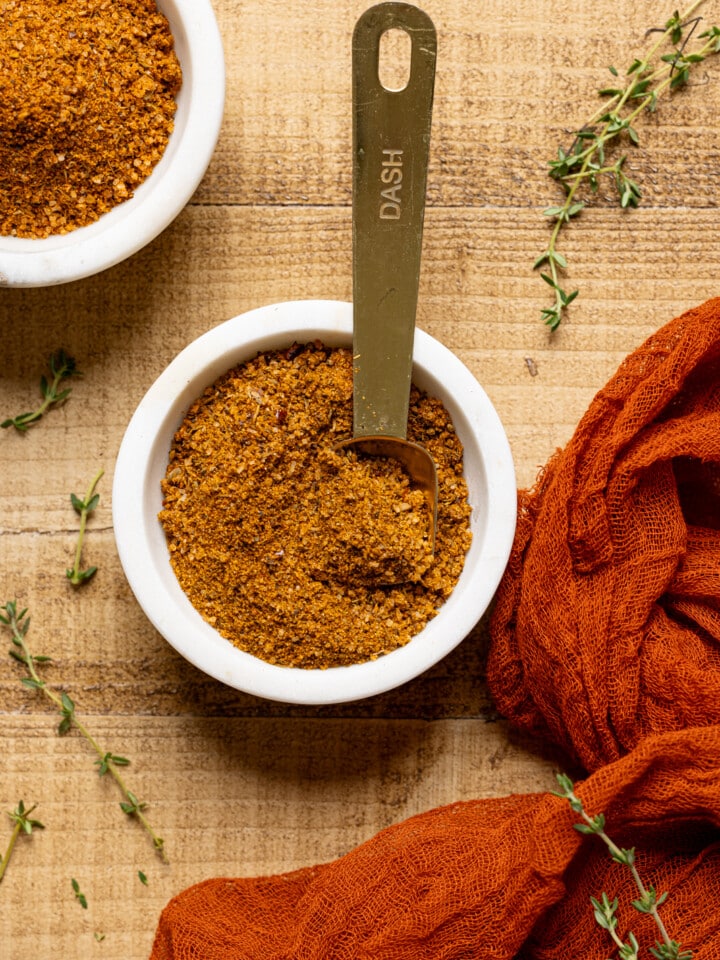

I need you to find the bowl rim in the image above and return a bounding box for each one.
[112,299,517,704]
[0,0,225,288]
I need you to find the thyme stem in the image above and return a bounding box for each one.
[1,350,79,432]
[576,804,676,952]
[536,2,720,330]
[1,601,167,863]
[67,469,104,586]
[0,801,44,886]
[555,773,691,960]
[0,820,22,885]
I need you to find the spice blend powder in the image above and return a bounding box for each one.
[159,342,473,669]
[0,0,182,238]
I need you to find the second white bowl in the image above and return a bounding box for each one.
[0,0,225,288]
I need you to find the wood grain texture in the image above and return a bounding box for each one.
[0,717,558,957]
[3,0,720,955]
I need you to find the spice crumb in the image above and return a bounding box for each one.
[159,342,473,669]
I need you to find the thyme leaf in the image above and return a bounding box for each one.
[71,876,88,909]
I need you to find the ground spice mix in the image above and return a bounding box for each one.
[0,0,181,238]
[159,342,473,669]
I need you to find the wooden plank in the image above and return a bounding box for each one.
[0,716,558,959]
[0,527,500,718]
[2,0,720,956]
[1,206,718,505]
[196,0,720,208]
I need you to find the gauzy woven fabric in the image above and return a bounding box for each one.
[150,299,720,960]
[487,297,720,772]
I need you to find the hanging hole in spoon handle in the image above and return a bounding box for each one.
[352,1,436,440]
[377,27,412,91]
[345,1,438,555]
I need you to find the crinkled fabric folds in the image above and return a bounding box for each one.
[487,297,720,771]
[150,300,720,960]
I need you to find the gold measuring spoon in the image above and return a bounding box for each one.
[336,1,439,555]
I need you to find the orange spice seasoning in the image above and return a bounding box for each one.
[0,0,182,238]
[159,342,473,669]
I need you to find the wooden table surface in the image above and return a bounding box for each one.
[2,0,719,955]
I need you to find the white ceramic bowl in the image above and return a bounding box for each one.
[0,0,225,288]
[112,300,517,704]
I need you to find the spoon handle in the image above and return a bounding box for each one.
[352,2,436,439]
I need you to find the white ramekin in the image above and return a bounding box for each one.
[112,300,517,704]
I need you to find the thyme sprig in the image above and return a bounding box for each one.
[537,3,720,330]
[1,601,167,863]
[67,469,104,586]
[555,773,692,960]
[1,349,79,431]
[0,801,44,885]
[71,876,88,909]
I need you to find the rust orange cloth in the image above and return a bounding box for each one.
[151,729,720,959]
[150,299,720,959]
[487,297,720,771]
